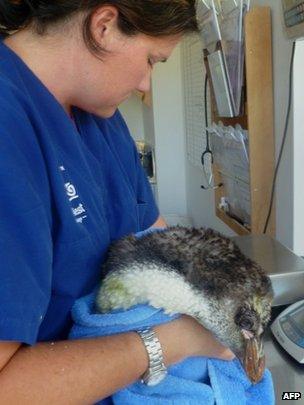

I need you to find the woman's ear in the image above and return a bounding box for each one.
[88,5,120,49]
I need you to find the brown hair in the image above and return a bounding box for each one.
[0,1,199,53]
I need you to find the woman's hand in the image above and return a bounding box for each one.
[154,315,235,366]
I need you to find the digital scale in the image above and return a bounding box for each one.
[271,300,304,364]
[282,0,304,39]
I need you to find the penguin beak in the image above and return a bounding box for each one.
[241,333,265,384]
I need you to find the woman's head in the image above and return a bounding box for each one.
[0,1,199,117]
[0,1,198,51]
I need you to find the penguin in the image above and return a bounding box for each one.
[96,226,273,383]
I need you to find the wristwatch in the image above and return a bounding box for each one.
[137,327,167,386]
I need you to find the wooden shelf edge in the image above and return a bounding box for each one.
[216,208,251,235]
[245,6,275,237]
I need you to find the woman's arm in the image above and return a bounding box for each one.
[0,342,20,371]
[0,316,234,404]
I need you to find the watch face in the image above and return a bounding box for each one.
[144,370,167,387]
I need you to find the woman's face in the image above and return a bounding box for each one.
[74,21,181,117]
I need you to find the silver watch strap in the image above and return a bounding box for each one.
[137,328,167,386]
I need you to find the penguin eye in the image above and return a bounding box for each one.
[235,306,256,331]
[239,318,254,331]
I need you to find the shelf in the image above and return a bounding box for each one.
[216,209,251,235]
[209,6,275,237]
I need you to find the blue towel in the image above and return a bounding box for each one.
[69,227,274,404]
[69,293,274,405]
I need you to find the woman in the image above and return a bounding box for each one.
[0,1,233,403]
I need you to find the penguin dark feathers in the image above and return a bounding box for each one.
[96,226,273,383]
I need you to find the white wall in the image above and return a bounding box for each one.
[293,40,304,255]
[151,45,189,223]
[142,102,155,148]
[121,46,190,224]
[119,94,145,141]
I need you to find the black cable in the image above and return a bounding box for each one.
[201,73,223,190]
[263,41,296,234]
[204,73,210,149]
[200,74,212,190]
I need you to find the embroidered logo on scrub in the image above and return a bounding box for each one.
[59,165,88,224]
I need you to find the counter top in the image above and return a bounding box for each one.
[233,235,304,306]
[265,329,304,404]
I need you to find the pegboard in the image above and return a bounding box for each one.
[181,35,210,168]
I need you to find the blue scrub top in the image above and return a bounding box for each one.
[0,40,159,345]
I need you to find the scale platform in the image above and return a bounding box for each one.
[232,235,304,306]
